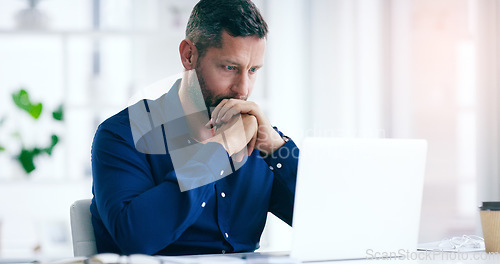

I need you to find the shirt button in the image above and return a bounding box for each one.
[269,166,274,170]
[187,139,191,144]
[201,202,206,207]
[276,163,282,169]
[225,233,229,238]
[220,170,224,175]
[222,250,226,254]
[221,192,226,198]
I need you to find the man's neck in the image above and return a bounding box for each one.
[178,71,213,142]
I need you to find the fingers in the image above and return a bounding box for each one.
[209,99,230,125]
[220,108,241,123]
[214,100,238,124]
[205,99,231,129]
[207,99,281,155]
[210,99,259,127]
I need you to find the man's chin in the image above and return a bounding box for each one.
[205,96,248,112]
[210,97,230,107]
[205,98,228,115]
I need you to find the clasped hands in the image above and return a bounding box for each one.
[201,99,285,162]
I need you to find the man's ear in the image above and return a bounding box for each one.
[179,39,198,70]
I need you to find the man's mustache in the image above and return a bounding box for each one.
[206,96,247,117]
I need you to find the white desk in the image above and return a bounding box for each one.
[158,251,500,264]
[4,250,500,263]
[35,251,499,264]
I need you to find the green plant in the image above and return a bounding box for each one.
[0,116,5,152]
[2,88,64,174]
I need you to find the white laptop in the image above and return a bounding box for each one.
[290,137,427,262]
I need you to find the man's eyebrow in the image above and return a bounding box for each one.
[222,59,263,68]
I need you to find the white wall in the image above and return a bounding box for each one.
[265,0,494,244]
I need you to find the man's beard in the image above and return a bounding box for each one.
[195,66,234,113]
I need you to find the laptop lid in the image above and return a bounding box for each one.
[290,138,427,262]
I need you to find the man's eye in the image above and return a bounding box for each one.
[249,68,258,73]
[225,66,236,71]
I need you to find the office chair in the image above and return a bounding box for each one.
[70,199,98,257]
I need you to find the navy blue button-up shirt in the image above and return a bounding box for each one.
[90,80,299,255]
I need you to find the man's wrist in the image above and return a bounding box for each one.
[259,135,286,156]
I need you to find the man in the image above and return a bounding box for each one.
[90,0,299,255]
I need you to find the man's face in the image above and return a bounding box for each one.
[195,30,266,109]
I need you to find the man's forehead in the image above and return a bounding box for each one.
[219,30,266,47]
[206,32,266,64]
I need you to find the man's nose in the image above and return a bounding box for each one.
[231,73,250,99]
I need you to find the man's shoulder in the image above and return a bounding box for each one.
[94,107,134,143]
[95,100,168,152]
[99,107,131,131]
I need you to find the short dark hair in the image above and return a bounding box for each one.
[186,0,268,58]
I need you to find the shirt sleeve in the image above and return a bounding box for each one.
[261,129,300,226]
[91,119,229,255]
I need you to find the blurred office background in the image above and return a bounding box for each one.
[0,0,499,259]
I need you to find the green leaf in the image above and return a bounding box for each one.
[43,135,59,155]
[51,134,59,147]
[12,89,43,119]
[52,104,64,121]
[17,147,45,174]
[0,146,5,151]
[12,89,31,112]
[30,103,43,119]
[32,147,42,156]
[18,149,36,174]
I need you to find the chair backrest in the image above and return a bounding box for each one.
[70,199,98,257]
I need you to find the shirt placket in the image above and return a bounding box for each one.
[215,182,232,253]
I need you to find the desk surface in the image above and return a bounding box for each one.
[25,251,500,264]
[166,251,500,264]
